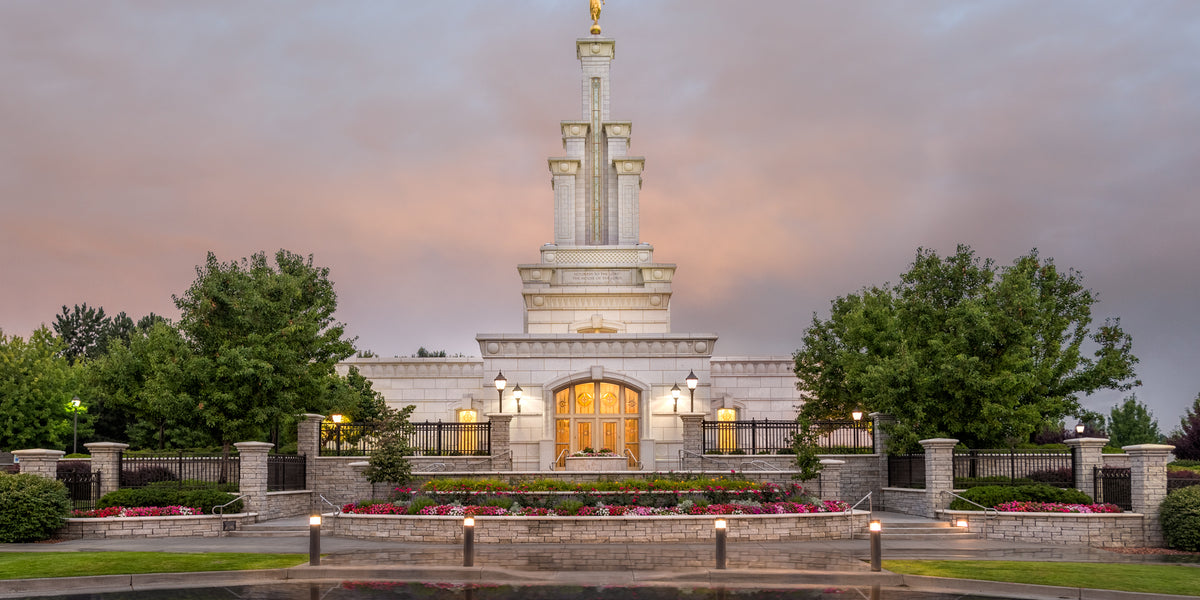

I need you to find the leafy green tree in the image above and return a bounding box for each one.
[53,304,111,364]
[172,250,356,456]
[415,347,447,358]
[1105,394,1161,447]
[364,405,416,484]
[0,328,79,450]
[790,413,824,484]
[327,366,389,423]
[1168,394,1200,460]
[795,245,1140,452]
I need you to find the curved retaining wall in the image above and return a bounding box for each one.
[941,509,1147,547]
[328,510,869,543]
[58,513,258,540]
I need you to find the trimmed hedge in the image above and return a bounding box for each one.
[96,487,241,514]
[1160,485,1200,551]
[0,473,72,542]
[949,484,1093,511]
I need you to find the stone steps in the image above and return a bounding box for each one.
[854,520,978,541]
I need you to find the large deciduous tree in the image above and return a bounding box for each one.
[0,327,79,450]
[1105,395,1161,447]
[794,245,1139,451]
[172,250,356,456]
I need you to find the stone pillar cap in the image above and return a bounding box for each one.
[485,413,514,419]
[84,442,130,450]
[11,449,66,457]
[919,438,960,446]
[1122,443,1176,453]
[302,413,327,421]
[1064,437,1109,446]
[819,458,846,465]
[233,441,275,450]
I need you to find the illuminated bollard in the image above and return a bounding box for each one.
[309,515,322,566]
[869,519,881,572]
[463,516,475,567]
[714,518,727,570]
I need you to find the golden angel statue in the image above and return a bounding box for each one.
[590,0,605,35]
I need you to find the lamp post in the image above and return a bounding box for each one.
[851,409,863,449]
[671,383,681,413]
[70,396,81,455]
[869,520,882,572]
[512,384,523,414]
[1075,423,1086,437]
[714,518,727,569]
[309,514,322,566]
[494,372,507,413]
[685,371,699,413]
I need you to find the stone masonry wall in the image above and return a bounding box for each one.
[942,510,1146,547]
[882,488,926,515]
[263,491,313,520]
[59,514,257,540]
[329,511,868,543]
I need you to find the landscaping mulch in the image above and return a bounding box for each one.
[1104,547,1200,556]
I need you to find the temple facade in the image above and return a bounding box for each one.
[339,28,802,472]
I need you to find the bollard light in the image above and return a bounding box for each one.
[714,518,727,570]
[463,516,476,567]
[868,519,881,572]
[309,514,322,566]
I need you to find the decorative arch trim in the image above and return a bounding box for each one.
[541,370,650,395]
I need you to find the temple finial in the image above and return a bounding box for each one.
[589,0,604,35]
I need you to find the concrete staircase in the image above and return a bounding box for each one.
[226,516,309,538]
[853,511,979,541]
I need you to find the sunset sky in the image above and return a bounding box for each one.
[2,1,1198,427]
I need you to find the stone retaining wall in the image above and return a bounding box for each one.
[882,487,925,515]
[941,509,1146,547]
[328,511,868,543]
[58,513,258,539]
[263,490,313,520]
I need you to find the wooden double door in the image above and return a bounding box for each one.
[554,381,640,467]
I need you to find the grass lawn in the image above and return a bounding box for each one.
[885,560,1200,597]
[0,552,308,579]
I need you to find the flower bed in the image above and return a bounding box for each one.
[993,501,1121,514]
[58,512,257,539]
[342,499,848,517]
[941,508,1147,548]
[72,505,201,518]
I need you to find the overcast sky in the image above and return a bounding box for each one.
[2,1,1198,429]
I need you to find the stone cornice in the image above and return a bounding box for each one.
[577,38,615,60]
[519,292,672,311]
[710,358,797,376]
[561,121,590,138]
[476,334,717,358]
[603,122,632,138]
[613,157,645,176]
[338,358,484,379]
[548,158,581,176]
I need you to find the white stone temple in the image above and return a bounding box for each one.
[340,27,802,472]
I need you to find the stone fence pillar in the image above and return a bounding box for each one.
[871,413,895,495]
[818,458,844,501]
[486,414,513,470]
[1064,437,1108,498]
[680,414,705,465]
[11,449,63,480]
[920,438,958,518]
[1125,443,1174,547]
[234,441,273,518]
[297,413,324,503]
[84,442,128,497]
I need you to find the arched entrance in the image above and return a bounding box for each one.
[553,381,640,467]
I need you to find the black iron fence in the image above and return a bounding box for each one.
[1168,471,1200,493]
[953,449,1076,489]
[58,471,102,510]
[888,453,926,488]
[320,421,492,457]
[118,452,239,488]
[1094,466,1132,510]
[267,454,306,492]
[700,419,874,455]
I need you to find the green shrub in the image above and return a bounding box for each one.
[553,499,584,515]
[120,467,179,488]
[1160,485,1200,551]
[0,473,72,542]
[482,497,514,509]
[96,487,239,513]
[406,496,438,515]
[949,485,1093,510]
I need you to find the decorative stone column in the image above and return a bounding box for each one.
[920,438,958,518]
[1125,443,1174,546]
[234,441,273,518]
[680,414,705,465]
[297,413,324,502]
[84,442,128,497]
[818,458,844,501]
[871,413,894,494]
[486,414,513,471]
[11,449,63,480]
[1064,437,1108,497]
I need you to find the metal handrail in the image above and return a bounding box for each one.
[414,450,512,472]
[740,459,782,472]
[548,449,568,471]
[319,494,342,515]
[678,449,731,470]
[624,448,643,471]
[941,490,999,518]
[843,491,872,538]
[211,494,249,517]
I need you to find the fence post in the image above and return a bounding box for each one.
[1064,437,1108,497]
[10,449,64,480]
[234,441,273,518]
[680,414,705,464]
[486,413,513,470]
[818,458,844,501]
[1125,443,1174,547]
[919,438,958,519]
[83,442,128,497]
